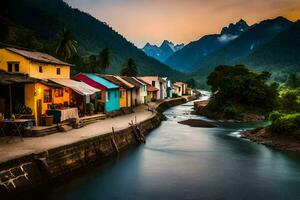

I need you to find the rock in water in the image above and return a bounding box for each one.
[178,119,217,128]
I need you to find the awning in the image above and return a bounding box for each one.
[49,78,100,96]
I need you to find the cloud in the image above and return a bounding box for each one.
[217,34,239,43]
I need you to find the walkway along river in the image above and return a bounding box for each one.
[29,92,300,200]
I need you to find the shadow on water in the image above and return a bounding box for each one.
[24,91,300,200]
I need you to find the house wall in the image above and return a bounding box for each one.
[132,88,139,106]
[139,85,147,104]
[73,74,107,105]
[119,88,127,108]
[0,49,70,79]
[24,83,70,124]
[105,89,120,112]
[126,89,132,107]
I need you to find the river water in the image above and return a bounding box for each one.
[38,91,300,200]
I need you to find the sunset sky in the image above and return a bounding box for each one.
[64,0,300,48]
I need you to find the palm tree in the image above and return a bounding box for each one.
[120,58,138,76]
[55,28,77,61]
[98,48,111,72]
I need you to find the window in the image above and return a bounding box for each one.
[39,66,43,73]
[56,68,61,75]
[7,62,19,72]
[54,88,63,97]
[107,92,110,101]
[14,63,19,72]
[115,90,117,98]
[8,63,13,72]
[44,89,52,103]
[152,81,155,87]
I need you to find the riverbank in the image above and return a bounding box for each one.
[242,128,300,152]
[0,95,198,198]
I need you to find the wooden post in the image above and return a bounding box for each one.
[83,96,86,116]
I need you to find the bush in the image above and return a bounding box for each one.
[268,113,300,135]
[269,111,283,122]
[223,105,239,119]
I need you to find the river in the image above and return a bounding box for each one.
[34,91,300,200]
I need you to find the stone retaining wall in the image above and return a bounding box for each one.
[0,97,189,198]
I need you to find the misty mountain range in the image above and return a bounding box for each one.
[143,16,300,86]
[142,40,184,62]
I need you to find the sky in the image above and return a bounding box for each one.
[64,0,300,48]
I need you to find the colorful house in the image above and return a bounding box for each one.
[121,76,143,106]
[73,73,120,113]
[101,75,132,108]
[163,77,172,98]
[172,84,182,97]
[139,76,167,100]
[175,82,187,95]
[0,47,75,124]
[132,77,147,104]
[146,85,159,102]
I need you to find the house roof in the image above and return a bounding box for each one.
[134,77,148,85]
[114,76,135,89]
[0,71,61,88]
[121,76,142,88]
[139,76,165,82]
[5,47,72,66]
[50,78,100,96]
[82,73,119,89]
[147,85,159,92]
[101,75,131,89]
[175,82,186,85]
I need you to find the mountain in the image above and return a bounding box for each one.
[142,40,184,62]
[243,20,300,81]
[0,0,185,80]
[165,19,249,72]
[196,17,293,77]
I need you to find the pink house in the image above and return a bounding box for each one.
[138,76,166,100]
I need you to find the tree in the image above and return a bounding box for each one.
[89,55,97,73]
[286,73,300,88]
[206,65,278,114]
[55,28,77,61]
[98,48,111,72]
[120,58,138,76]
[186,78,196,88]
[279,89,300,113]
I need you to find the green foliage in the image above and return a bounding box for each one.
[206,65,278,115]
[120,58,138,76]
[286,73,300,88]
[269,111,283,122]
[223,105,239,119]
[98,48,111,73]
[55,28,77,61]
[186,78,197,89]
[278,89,300,113]
[268,113,300,136]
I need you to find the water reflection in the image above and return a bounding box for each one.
[32,91,300,200]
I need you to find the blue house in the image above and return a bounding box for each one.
[73,73,120,113]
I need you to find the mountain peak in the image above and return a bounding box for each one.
[221,19,249,35]
[142,40,184,62]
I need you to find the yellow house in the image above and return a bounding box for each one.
[0,47,72,124]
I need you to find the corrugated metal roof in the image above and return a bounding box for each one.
[84,73,119,89]
[5,47,72,66]
[101,75,131,89]
[50,78,100,96]
[121,76,142,88]
[114,76,135,89]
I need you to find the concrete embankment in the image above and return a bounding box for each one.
[0,97,191,198]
